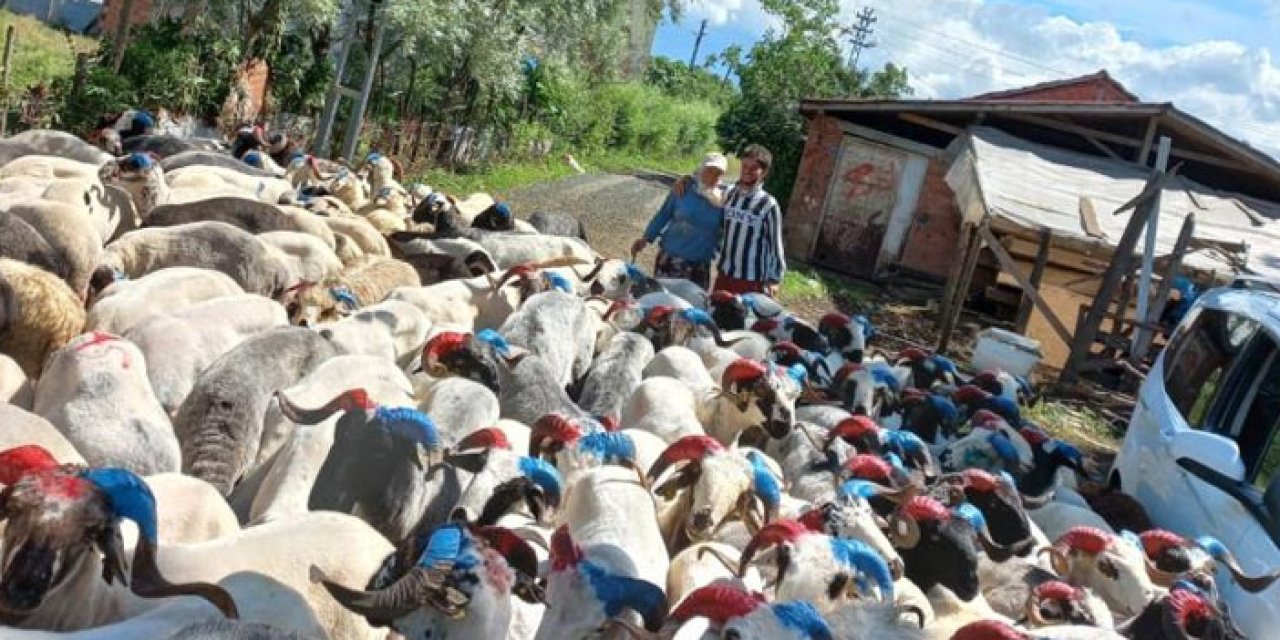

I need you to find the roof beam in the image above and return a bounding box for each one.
[898,113,965,136]
[837,120,944,157]
[1138,116,1159,166]
[1084,134,1125,162]
[1002,113,1262,175]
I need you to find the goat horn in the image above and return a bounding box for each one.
[276,388,375,425]
[132,537,238,618]
[671,583,764,625]
[529,414,582,458]
[738,519,808,578]
[312,564,431,623]
[581,257,607,283]
[696,545,741,575]
[647,435,723,482]
[1210,544,1280,593]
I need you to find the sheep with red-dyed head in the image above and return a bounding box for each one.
[1116,581,1246,640]
[1137,529,1280,594]
[1041,527,1161,618]
[610,583,834,640]
[647,436,783,550]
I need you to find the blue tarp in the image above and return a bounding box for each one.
[4,0,103,34]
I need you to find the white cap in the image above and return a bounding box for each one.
[700,152,728,173]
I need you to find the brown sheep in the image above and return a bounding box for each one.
[0,258,86,377]
[1080,480,1154,534]
[283,256,420,326]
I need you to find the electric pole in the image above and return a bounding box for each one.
[848,7,877,70]
[689,19,708,67]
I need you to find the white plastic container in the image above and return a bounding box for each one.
[971,328,1042,378]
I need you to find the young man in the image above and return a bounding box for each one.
[680,144,786,296]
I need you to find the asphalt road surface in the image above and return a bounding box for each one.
[503,171,675,263]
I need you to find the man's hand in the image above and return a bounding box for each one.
[630,238,649,259]
[765,283,780,298]
[672,176,691,197]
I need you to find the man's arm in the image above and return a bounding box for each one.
[765,199,786,284]
[643,191,678,243]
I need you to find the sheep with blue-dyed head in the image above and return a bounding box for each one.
[528,413,647,484]
[798,484,904,582]
[608,583,834,640]
[933,469,1037,553]
[938,410,1035,477]
[648,436,782,547]
[0,445,237,624]
[315,521,540,638]
[895,348,959,390]
[818,312,876,365]
[420,330,501,392]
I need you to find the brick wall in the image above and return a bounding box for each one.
[219,60,271,130]
[783,113,844,261]
[999,81,1133,103]
[896,159,962,280]
[99,0,153,36]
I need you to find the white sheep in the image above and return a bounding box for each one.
[88,267,246,334]
[33,331,180,476]
[0,352,34,408]
[258,231,344,285]
[316,299,431,369]
[0,403,85,464]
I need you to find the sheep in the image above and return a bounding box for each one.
[0,257,87,378]
[122,294,289,414]
[97,221,295,298]
[257,231,344,285]
[611,583,833,640]
[122,134,220,156]
[387,273,526,332]
[316,214,390,257]
[0,210,67,281]
[415,376,501,446]
[1039,527,1161,619]
[36,178,137,242]
[386,233,498,283]
[244,356,416,526]
[173,327,340,495]
[623,359,796,446]
[2,200,104,298]
[0,353,33,408]
[283,256,420,326]
[535,466,669,640]
[0,129,112,165]
[487,336,591,426]
[316,522,542,640]
[472,232,595,270]
[499,290,597,390]
[528,210,589,242]
[88,267,245,334]
[577,332,656,421]
[1026,496,1117,543]
[32,331,180,476]
[315,300,431,369]
[0,155,101,181]
[0,403,85,464]
[161,151,283,179]
[0,454,390,639]
[144,200,336,249]
[665,542,764,608]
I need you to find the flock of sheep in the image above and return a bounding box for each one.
[0,124,1273,640]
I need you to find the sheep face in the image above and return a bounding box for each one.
[685,455,753,541]
[1045,528,1160,618]
[422,332,500,393]
[0,447,235,621]
[586,260,635,300]
[803,500,903,582]
[98,153,163,214]
[283,283,348,326]
[888,497,983,601]
[721,360,795,440]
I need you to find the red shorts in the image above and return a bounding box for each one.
[713,274,769,295]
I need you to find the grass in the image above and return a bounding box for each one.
[413,150,711,196]
[0,10,97,96]
[1025,400,1122,452]
[778,263,874,308]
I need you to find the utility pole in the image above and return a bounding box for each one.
[689,19,707,68]
[848,7,877,70]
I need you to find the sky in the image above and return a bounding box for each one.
[651,0,1280,158]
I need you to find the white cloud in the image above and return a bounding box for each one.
[687,0,1280,159]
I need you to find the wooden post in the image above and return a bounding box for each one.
[1060,164,1179,384]
[980,224,1074,347]
[1015,227,1052,333]
[112,0,136,73]
[1133,137,1172,352]
[937,223,983,355]
[0,25,14,138]
[1131,213,1196,364]
[938,221,974,333]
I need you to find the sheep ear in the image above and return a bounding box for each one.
[445,451,490,474]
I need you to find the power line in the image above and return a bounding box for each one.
[847,7,877,71]
[873,22,1074,81]
[874,8,1075,78]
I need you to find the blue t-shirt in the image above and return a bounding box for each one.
[643,184,724,264]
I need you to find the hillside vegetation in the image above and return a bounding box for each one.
[0,10,96,95]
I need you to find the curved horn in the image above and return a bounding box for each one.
[738,519,808,578]
[276,388,375,425]
[131,537,238,618]
[518,456,563,509]
[1054,527,1113,556]
[1162,589,1212,640]
[695,544,741,575]
[0,445,60,485]
[831,537,895,600]
[529,414,583,458]
[600,574,668,632]
[312,565,430,624]
[1195,536,1280,593]
[455,427,511,452]
[670,583,764,625]
[647,435,724,483]
[720,359,768,391]
[422,331,470,375]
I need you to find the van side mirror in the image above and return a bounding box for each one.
[1171,430,1245,483]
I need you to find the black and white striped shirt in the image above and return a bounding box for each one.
[717,184,786,283]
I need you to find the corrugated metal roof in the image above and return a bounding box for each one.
[946,126,1280,279]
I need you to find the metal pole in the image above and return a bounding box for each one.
[340,16,384,162]
[314,0,356,157]
[1132,137,1171,353]
[0,25,15,137]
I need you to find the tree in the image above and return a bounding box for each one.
[716,0,911,207]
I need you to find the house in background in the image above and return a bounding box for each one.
[785,71,1280,367]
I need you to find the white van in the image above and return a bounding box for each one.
[1110,287,1280,635]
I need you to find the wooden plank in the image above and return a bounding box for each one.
[979,224,1074,347]
[1085,135,1124,162]
[1016,227,1052,333]
[1060,165,1175,384]
[0,25,14,138]
[1138,116,1159,165]
[937,224,983,354]
[937,221,973,334]
[1004,239,1108,273]
[1079,196,1106,238]
[837,120,944,158]
[899,112,966,136]
[1005,113,1260,174]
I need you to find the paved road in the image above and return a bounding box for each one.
[503,171,675,261]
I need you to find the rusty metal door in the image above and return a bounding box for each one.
[811,136,910,278]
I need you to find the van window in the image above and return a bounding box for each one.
[1162,309,1259,428]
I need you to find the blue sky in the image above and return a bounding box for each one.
[651,0,1280,156]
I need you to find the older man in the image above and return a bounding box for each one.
[631,152,729,290]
